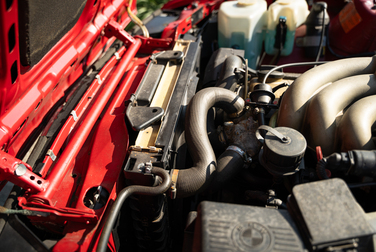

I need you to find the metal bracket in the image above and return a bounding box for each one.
[47,149,56,161]
[129,146,162,153]
[104,20,136,45]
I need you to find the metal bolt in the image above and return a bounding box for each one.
[137,163,145,172]
[14,164,27,177]
[268,190,276,197]
[145,161,152,173]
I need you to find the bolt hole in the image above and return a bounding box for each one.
[152,109,158,113]
[37,180,42,185]
[35,100,41,110]
[13,117,27,137]
[30,176,35,180]
[11,60,18,84]
[8,24,15,52]
[6,0,13,10]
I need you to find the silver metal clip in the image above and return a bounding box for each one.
[114,52,121,61]
[47,149,57,161]
[95,74,103,84]
[70,110,78,121]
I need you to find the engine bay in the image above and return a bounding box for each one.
[1,0,376,251]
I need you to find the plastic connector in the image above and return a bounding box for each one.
[322,150,376,178]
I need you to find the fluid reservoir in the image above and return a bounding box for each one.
[265,0,309,56]
[218,0,267,69]
[328,0,376,56]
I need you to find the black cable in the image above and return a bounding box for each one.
[97,167,171,252]
[257,51,266,70]
[315,5,326,62]
[348,182,376,188]
[272,82,290,93]
[262,61,327,84]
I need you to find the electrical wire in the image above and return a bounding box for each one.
[262,61,328,84]
[127,0,149,38]
[97,167,171,252]
[315,5,326,62]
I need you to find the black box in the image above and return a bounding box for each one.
[193,201,305,252]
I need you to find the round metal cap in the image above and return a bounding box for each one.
[259,126,306,176]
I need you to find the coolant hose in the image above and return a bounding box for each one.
[209,146,246,192]
[97,167,171,252]
[176,87,245,198]
[215,55,244,91]
[278,56,376,130]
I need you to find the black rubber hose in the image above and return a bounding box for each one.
[176,87,245,198]
[316,157,329,180]
[215,55,243,91]
[209,147,245,192]
[97,167,171,252]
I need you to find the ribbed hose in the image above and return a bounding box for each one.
[97,167,171,252]
[215,55,243,91]
[316,158,329,180]
[176,88,245,198]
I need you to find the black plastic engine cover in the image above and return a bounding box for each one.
[288,178,375,251]
[193,201,305,252]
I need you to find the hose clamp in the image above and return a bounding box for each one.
[226,145,250,162]
[169,169,179,199]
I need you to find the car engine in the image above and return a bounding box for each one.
[1,0,376,251]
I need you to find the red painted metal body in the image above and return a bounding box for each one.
[328,0,376,55]
[0,0,223,250]
[0,0,144,249]
[161,0,224,40]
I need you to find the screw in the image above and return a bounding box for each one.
[14,164,27,177]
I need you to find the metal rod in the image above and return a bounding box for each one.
[32,40,141,203]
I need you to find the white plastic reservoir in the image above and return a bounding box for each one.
[218,0,267,69]
[265,0,309,56]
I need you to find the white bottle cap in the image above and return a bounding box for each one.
[237,0,257,7]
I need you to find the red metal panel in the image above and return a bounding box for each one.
[0,0,133,156]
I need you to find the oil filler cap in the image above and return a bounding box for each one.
[256,125,306,176]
